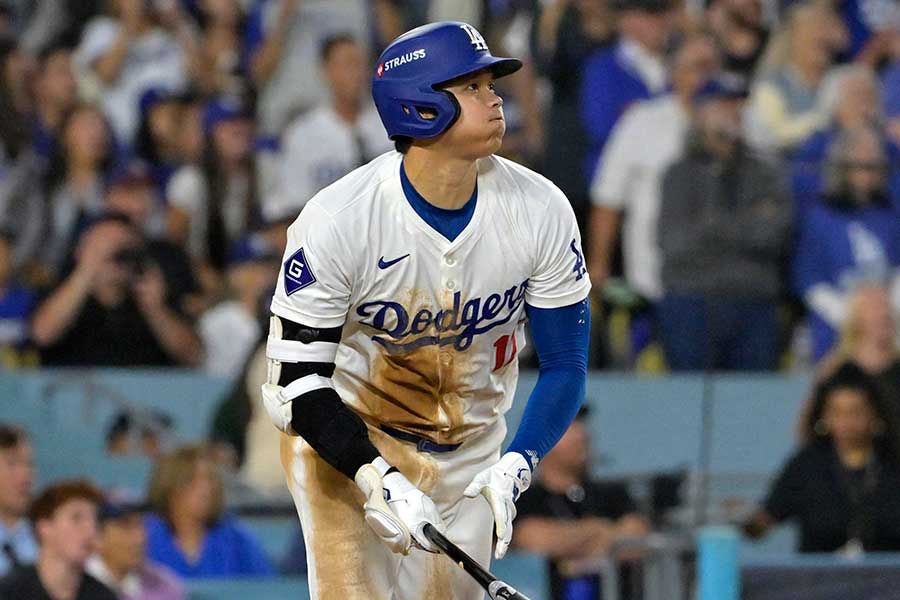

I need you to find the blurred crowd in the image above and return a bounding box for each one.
[0,0,892,375]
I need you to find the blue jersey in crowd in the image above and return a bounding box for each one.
[791,130,900,217]
[578,42,657,185]
[0,286,34,343]
[792,201,900,360]
[144,513,275,579]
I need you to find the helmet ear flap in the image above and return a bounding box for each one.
[437,89,462,134]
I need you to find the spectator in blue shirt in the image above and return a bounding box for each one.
[0,423,37,578]
[793,125,900,363]
[791,64,900,216]
[579,0,674,185]
[0,230,37,368]
[144,445,274,579]
[885,45,900,148]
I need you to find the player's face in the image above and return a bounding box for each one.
[439,70,506,159]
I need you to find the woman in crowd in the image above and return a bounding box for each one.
[193,0,249,97]
[746,1,846,153]
[744,362,900,553]
[791,64,900,214]
[145,445,274,578]
[165,95,260,303]
[792,125,900,362]
[39,103,116,279]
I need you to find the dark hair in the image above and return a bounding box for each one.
[36,40,73,69]
[0,422,27,449]
[201,121,259,271]
[394,137,412,154]
[804,362,900,464]
[29,479,103,527]
[320,33,358,63]
[0,37,31,159]
[105,412,132,446]
[44,103,114,191]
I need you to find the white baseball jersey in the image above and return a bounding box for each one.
[271,150,590,446]
[266,104,392,218]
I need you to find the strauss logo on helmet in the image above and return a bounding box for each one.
[376,48,427,77]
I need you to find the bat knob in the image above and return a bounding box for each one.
[488,580,530,600]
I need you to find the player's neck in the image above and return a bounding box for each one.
[402,149,477,210]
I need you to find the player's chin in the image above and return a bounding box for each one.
[484,121,506,150]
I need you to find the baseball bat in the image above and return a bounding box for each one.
[422,523,532,600]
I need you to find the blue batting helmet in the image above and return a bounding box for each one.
[372,21,522,140]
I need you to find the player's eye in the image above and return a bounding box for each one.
[488,82,496,92]
[467,83,479,91]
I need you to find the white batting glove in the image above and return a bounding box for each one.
[355,457,446,555]
[464,452,532,560]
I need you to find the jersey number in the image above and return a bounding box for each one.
[492,334,518,371]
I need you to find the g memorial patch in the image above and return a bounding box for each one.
[283,247,316,295]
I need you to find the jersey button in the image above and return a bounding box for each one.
[446,279,456,290]
[444,256,456,266]
[439,352,452,365]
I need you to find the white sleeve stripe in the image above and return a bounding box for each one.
[281,374,335,401]
[267,338,339,363]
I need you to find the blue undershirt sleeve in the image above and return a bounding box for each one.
[506,299,590,469]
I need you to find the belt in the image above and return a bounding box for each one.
[380,425,462,453]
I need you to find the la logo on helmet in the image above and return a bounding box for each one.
[460,23,488,51]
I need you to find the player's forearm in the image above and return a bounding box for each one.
[507,301,590,466]
[266,316,380,479]
[289,388,381,479]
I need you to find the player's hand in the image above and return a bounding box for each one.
[355,457,446,555]
[463,452,532,560]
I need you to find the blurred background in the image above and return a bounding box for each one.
[0,0,899,598]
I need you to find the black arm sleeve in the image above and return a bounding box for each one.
[277,318,380,480]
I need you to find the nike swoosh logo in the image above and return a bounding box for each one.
[378,254,410,269]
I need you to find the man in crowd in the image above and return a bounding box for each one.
[657,79,791,370]
[0,479,117,600]
[267,33,392,219]
[31,211,201,367]
[579,0,675,186]
[514,406,650,600]
[588,34,721,300]
[86,499,184,600]
[0,423,36,578]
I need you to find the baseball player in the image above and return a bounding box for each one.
[262,21,591,599]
